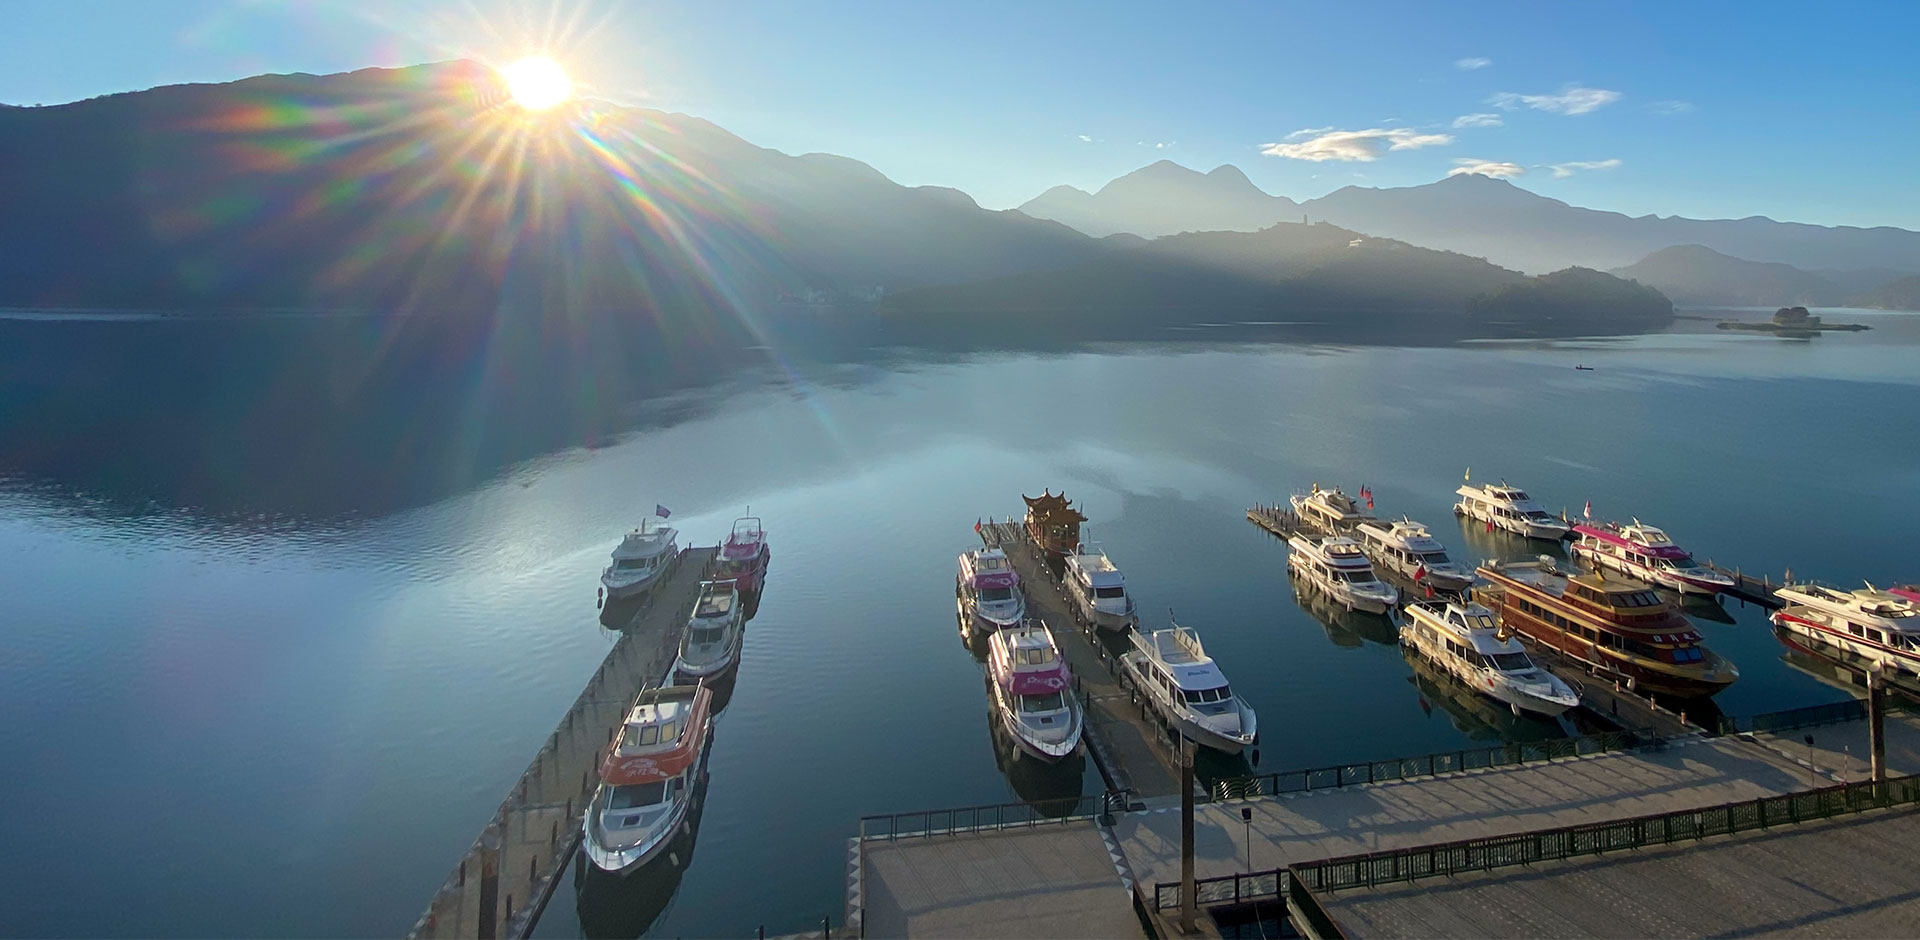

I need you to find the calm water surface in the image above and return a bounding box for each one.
[2,312,1917,937]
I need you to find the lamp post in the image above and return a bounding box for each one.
[1241,806,1253,872]
[1804,733,1816,788]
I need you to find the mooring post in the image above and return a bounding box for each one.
[1870,668,1888,784]
[1180,739,1196,934]
[476,840,500,940]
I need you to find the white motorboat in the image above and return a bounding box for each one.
[1120,622,1257,754]
[957,547,1025,635]
[986,621,1084,761]
[602,518,680,600]
[1400,600,1580,717]
[1287,535,1400,614]
[1064,543,1137,632]
[1289,484,1378,534]
[583,684,713,875]
[1570,521,1734,596]
[672,580,745,679]
[1772,583,1920,679]
[1354,518,1474,593]
[1454,481,1570,541]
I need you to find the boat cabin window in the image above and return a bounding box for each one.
[609,781,668,809]
[1019,691,1067,713]
[1469,613,1497,631]
[691,626,725,645]
[1673,647,1705,663]
[1182,685,1232,704]
[1015,647,1056,666]
[1524,510,1554,521]
[615,556,656,571]
[981,586,1015,602]
[1095,586,1126,598]
[1335,569,1376,584]
[627,719,682,747]
[1868,629,1886,645]
[1419,552,1451,565]
[1487,651,1533,671]
[1848,623,1866,637]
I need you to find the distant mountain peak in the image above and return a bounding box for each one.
[1019,160,1296,238]
[1206,164,1254,184]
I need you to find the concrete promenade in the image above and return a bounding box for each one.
[1116,734,1812,891]
[408,547,716,940]
[855,731,1836,937]
[860,822,1142,939]
[1317,806,1920,938]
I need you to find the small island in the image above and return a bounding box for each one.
[1716,306,1871,337]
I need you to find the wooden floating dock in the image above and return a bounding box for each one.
[978,521,1188,800]
[407,546,718,940]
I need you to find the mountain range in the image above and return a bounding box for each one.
[1018,164,1920,286]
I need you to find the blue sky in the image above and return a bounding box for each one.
[6,1,1918,228]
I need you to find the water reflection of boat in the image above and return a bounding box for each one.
[1777,626,1920,702]
[1403,648,1570,744]
[985,695,1088,817]
[1291,584,1400,647]
[573,749,711,939]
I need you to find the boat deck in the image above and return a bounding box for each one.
[407,547,718,940]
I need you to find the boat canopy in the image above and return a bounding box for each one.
[600,687,709,785]
[963,548,1020,590]
[1575,524,1690,559]
[995,625,1073,694]
[1147,629,1231,691]
[694,584,737,618]
[1071,548,1125,588]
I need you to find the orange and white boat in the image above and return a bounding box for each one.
[583,684,714,875]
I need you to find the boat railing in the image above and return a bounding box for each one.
[1207,728,1655,801]
[1715,698,1882,735]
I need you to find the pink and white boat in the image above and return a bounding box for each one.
[714,515,770,594]
[1570,521,1733,596]
[987,622,1083,761]
[957,547,1024,636]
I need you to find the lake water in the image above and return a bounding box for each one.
[2,309,1917,937]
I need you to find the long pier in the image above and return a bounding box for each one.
[407,546,717,940]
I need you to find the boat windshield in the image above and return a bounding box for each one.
[1095,586,1126,598]
[1335,569,1376,584]
[1015,646,1056,666]
[1523,510,1554,521]
[1662,555,1698,569]
[1181,685,1233,704]
[1469,613,1497,630]
[1419,552,1451,565]
[690,626,725,645]
[609,781,668,809]
[1487,651,1533,671]
[1019,691,1066,713]
[625,720,682,748]
[614,557,654,571]
[981,586,1015,602]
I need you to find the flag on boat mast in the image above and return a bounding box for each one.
[1583,499,1592,520]
[1464,467,1470,483]
[655,504,672,519]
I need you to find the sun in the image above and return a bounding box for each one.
[501,57,572,111]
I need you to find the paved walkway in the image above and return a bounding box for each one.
[860,822,1142,939]
[1750,711,1920,784]
[1317,807,1920,938]
[1116,735,1812,890]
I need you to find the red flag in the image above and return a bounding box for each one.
[1583,499,1592,520]
[1366,492,1374,510]
[1415,563,1428,581]
[1424,582,1435,599]
[974,518,982,533]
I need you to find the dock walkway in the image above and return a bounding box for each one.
[408,547,717,940]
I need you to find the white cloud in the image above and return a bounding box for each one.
[1647,99,1695,115]
[1449,158,1527,179]
[1260,128,1453,162]
[1077,134,1093,142]
[1456,57,1493,70]
[1547,158,1622,178]
[1284,126,1335,140]
[1452,112,1504,128]
[1487,85,1622,115]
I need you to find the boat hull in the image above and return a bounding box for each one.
[1067,584,1136,632]
[603,570,667,600]
[1287,555,1398,614]
[1484,597,1734,698]
[714,547,770,594]
[584,794,695,876]
[1573,547,1731,597]
[989,682,1082,762]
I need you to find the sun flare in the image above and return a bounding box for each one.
[502,57,572,111]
